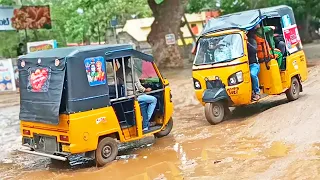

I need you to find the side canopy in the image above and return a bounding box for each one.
[201,5,296,35]
[18,44,154,125]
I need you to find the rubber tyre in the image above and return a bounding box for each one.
[286,77,300,101]
[95,137,118,167]
[204,102,225,125]
[154,118,173,138]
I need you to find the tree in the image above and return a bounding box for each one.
[187,0,218,13]
[219,0,269,14]
[0,0,15,5]
[147,0,187,68]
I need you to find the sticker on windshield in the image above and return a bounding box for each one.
[27,67,51,92]
[84,56,106,86]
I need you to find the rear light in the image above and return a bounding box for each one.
[23,129,31,135]
[60,135,69,142]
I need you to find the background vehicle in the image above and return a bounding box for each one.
[192,5,307,125]
[18,44,174,166]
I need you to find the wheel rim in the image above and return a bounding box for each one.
[212,104,221,117]
[102,145,112,158]
[292,81,298,95]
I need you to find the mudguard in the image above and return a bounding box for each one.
[202,88,232,104]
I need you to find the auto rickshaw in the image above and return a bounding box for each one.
[192,5,307,125]
[18,44,174,166]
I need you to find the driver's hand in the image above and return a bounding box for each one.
[145,88,152,92]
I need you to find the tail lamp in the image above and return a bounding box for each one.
[60,135,69,142]
[23,129,31,135]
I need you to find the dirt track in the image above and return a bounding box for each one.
[0,44,320,179]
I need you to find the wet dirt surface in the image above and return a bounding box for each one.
[1,44,320,180]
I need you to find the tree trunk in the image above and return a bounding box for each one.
[147,0,187,68]
[300,13,313,43]
[98,23,101,45]
[33,30,39,41]
[178,29,187,46]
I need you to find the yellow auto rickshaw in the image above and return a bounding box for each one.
[192,5,307,125]
[18,44,174,166]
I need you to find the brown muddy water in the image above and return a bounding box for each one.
[1,59,320,179]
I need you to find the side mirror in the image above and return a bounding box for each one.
[163,78,169,85]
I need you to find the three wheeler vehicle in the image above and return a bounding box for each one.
[192,5,307,125]
[18,44,174,166]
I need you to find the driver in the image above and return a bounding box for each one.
[116,58,157,131]
[214,39,232,62]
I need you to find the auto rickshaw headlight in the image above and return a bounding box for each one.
[193,78,201,89]
[228,71,243,86]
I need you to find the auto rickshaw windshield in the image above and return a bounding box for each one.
[194,33,244,65]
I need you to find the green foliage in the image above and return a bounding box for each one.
[0,0,15,6]
[187,0,218,13]
[0,0,152,58]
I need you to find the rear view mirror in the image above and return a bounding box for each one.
[163,78,169,85]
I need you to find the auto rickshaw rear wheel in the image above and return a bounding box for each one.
[154,118,173,138]
[95,137,118,167]
[205,102,225,125]
[286,77,300,101]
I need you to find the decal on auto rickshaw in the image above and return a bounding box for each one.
[226,87,239,95]
[96,117,106,124]
[292,60,298,70]
[84,56,106,86]
[27,67,51,92]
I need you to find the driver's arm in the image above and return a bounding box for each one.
[133,72,146,93]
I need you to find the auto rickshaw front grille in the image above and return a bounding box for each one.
[206,79,224,89]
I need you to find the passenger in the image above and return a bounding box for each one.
[116,59,157,131]
[274,33,286,56]
[246,31,261,101]
[255,24,283,67]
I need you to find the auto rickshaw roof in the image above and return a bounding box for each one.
[201,5,295,35]
[20,44,154,62]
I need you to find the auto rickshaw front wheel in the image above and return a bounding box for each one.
[286,77,300,101]
[205,102,225,125]
[154,118,173,138]
[95,137,118,167]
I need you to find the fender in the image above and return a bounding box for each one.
[202,87,232,104]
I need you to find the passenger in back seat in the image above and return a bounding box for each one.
[254,24,283,67]
[116,58,157,131]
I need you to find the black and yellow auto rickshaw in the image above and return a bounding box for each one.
[17,44,174,166]
[192,5,307,124]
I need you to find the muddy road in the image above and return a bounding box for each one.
[0,44,320,180]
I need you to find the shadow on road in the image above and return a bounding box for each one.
[228,94,307,120]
